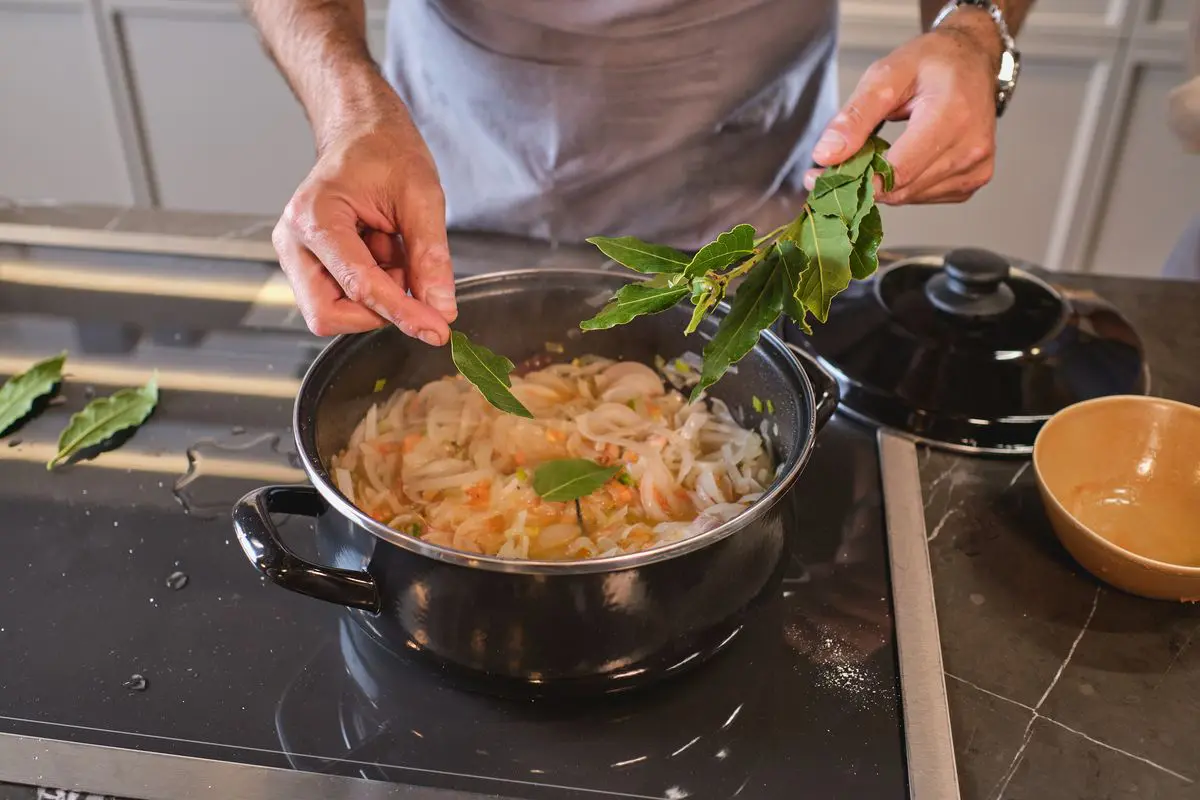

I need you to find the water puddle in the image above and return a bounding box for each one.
[172,431,303,519]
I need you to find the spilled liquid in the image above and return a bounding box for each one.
[173,431,303,519]
[1068,481,1200,567]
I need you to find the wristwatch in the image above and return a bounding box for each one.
[931,0,1022,117]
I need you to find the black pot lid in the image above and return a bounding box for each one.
[795,247,1150,456]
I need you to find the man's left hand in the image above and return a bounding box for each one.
[804,10,1004,205]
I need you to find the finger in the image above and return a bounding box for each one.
[888,162,992,205]
[290,202,451,345]
[273,225,388,336]
[813,59,914,166]
[398,188,457,324]
[880,139,993,205]
[364,229,396,266]
[873,106,953,202]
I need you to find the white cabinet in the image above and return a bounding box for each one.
[0,0,1195,278]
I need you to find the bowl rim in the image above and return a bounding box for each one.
[293,267,819,575]
[1032,393,1200,576]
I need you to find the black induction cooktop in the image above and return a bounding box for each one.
[0,236,925,800]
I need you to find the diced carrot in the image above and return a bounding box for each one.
[374,441,404,455]
[465,481,491,508]
[546,429,566,443]
[514,451,527,466]
[402,434,423,454]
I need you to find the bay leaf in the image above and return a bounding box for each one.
[849,167,876,242]
[824,141,876,181]
[685,276,724,335]
[869,135,895,192]
[849,205,884,280]
[48,374,158,469]
[579,283,690,331]
[532,458,621,503]
[775,241,813,334]
[809,172,858,199]
[684,223,756,278]
[795,212,853,324]
[809,173,864,226]
[449,331,533,419]
[585,236,691,274]
[0,351,66,437]
[690,253,785,402]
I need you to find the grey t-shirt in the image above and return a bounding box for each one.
[383,0,839,250]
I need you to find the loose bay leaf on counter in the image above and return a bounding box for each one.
[48,374,159,469]
[586,236,691,274]
[532,458,622,503]
[450,331,534,419]
[0,352,66,437]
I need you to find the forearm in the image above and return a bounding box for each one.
[242,0,399,150]
[919,0,1034,36]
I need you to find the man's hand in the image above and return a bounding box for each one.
[243,0,456,343]
[805,9,1005,205]
[273,100,456,343]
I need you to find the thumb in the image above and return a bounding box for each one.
[813,59,910,166]
[400,186,457,325]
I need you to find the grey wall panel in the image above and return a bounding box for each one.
[1149,0,1195,24]
[835,49,1100,267]
[1090,64,1200,277]
[116,7,316,215]
[0,3,132,205]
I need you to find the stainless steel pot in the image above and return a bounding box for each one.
[234,269,837,695]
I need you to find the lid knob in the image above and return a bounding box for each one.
[925,248,1016,318]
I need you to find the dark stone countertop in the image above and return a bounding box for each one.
[0,203,1198,800]
[924,272,1200,800]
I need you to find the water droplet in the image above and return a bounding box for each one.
[113,521,119,527]
[969,593,986,606]
[123,674,148,692]
[166,571,189,591]
[83,385,96,400]
[230,425,246,435]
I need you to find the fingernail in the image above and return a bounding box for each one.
[803,172,817,191]
[426,286,457,318]
[814,130,846,160]
[417,330,442,347]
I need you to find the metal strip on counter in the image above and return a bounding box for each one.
[0,731,499,800]
[879,431,961,800]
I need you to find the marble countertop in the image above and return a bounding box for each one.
[0,202,1197,800]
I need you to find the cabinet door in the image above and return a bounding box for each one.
[0,4,131,205]
[1090,64,1200,277]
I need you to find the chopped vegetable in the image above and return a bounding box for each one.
[616,470,636,487]
[545,341,565,354]
[373,378,387,393]
[766,398,775,414]
[752,396,764,413]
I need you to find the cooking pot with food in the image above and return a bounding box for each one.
[234,269,837,695]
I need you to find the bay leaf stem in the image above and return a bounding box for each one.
[574,498,586,535]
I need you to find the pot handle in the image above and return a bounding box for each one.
[233,484,381,614]
[786,343,840,431]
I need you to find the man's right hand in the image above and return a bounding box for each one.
[272,99,457,344]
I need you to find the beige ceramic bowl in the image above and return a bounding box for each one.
[1033,395,1200,602]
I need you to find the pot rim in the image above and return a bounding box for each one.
[293,267,818,575]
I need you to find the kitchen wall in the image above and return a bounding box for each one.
[0,0,1195,277]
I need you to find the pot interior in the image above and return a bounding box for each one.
[298,270,814,543]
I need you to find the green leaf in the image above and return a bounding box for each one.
[685,276,724,335]
[824,142,876,181]
[849,167,876,242]
[531,458,621,503]
[690,253,785,402]
[849,205,884,281]
[775,240,813,334]
[449,331,534,419]
[869,135,895,192]
[0,352,66,437]
[683,223,756,278]
[795,212,854,324]
[579,283,690,331]
[809,173,864,226]
[809,172,859,199]
[586,236,690,274]
[48,374,158,469]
